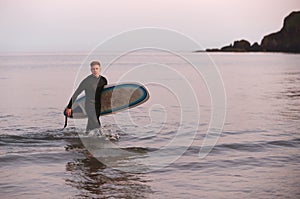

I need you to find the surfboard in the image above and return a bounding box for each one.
[65,82,150,119]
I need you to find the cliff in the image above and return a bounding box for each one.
[261,11,300,53]
[206,11,300,53]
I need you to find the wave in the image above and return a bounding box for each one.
[215,138,300,152]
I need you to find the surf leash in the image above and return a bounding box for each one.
[63,115,68,129]
[62,109,72,130]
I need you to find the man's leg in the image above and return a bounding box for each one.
[86,104,100,131]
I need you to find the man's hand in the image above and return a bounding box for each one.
[65,108,72,117]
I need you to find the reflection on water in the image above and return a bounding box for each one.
[64,137,152,198]
[1,52,300,198]
[278,71,300,121]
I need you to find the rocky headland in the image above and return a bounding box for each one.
[206,11,300,53]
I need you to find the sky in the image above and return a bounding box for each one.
[0,0,299,52]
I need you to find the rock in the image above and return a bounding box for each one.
[207,39,253,52]
[220,44,235,52]
[249,42,262,52]
[205,10,300,53]
[205,48,221,52]
[222,40,251,52]
[261,11,300,53]
[233,40,251,50]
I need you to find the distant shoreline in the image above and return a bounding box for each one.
[193,50,300,54]
[203,11,300,53]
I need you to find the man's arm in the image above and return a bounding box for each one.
[65,81,85,116]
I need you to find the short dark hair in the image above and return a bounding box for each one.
[90,61,101,67]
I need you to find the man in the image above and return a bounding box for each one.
[65,61,107,131]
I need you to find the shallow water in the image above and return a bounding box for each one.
[0,52,300,198]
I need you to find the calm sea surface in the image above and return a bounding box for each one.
[0,52,299,198]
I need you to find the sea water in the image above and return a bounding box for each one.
[0,52,299,198]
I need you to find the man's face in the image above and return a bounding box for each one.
[91,64,101,77]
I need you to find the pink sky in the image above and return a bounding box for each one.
[0,0,299,52]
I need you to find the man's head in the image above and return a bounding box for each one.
[90,61,101,77]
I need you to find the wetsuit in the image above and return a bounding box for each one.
[67,74,107,131]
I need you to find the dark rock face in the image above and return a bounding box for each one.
[207,39,262,52]
[261,11,300,53]
[249,42,262,52]
[221,40,251,52]
[206,11,300,53]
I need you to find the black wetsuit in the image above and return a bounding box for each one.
[67,74,107,131]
